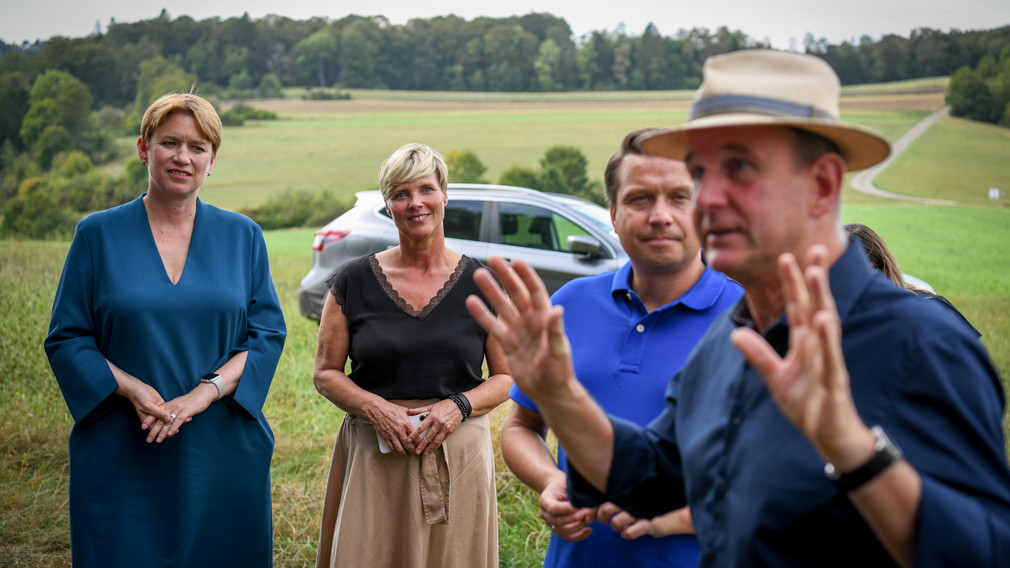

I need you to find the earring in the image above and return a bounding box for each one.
[207,171,212,177]
[142,160,148,166]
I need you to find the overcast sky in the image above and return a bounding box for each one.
[2,0,1009,50]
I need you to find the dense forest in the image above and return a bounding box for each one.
[1,10,1008,238]
[3,11,1009,106]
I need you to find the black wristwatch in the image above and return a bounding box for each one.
[824,426,903,492]
[200,372,225,401]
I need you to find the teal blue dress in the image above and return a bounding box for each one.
[45,195,286,567]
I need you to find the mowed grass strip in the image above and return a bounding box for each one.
[1,241,75,568]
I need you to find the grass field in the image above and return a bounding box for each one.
[196,88,951,211]
[875,114,1010,203]
[2,87,1009,566]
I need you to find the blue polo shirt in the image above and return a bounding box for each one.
[511,260,743,568]
[570,239,1010,567]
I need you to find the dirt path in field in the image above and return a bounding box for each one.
[850,106,957,205]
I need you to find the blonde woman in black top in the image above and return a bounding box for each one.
[313,143,512,567]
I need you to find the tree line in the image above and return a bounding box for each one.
[1,11,1009,239]
[3,11,1009,107]
[0,11,1006,165]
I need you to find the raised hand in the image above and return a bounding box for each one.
[465,257,575,400]
[468,256,616,491]
[729,246,871,465]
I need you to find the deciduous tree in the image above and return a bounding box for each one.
[445,149,488,183]
[295,30,337,87]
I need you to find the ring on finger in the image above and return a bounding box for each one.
[170,413,178,421]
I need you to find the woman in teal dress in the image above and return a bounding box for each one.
[44,92,286,567]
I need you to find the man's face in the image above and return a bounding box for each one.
[685,125,813,284]
[611,154,700,275]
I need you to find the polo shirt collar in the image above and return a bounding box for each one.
[610,256,735,312]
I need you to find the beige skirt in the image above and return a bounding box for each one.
[315,403,498,568]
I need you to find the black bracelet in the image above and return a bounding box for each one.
[448,393,472,421]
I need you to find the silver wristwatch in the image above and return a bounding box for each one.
[200,372,225,401]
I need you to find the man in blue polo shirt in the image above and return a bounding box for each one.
[500,129,743,568]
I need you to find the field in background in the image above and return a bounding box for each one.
[3,85,1009,566]
[195,87,965,211]
[876,114,1010,202]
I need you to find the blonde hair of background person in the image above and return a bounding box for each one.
[378,142,449,199]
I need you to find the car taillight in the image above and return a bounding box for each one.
[312,229,350,251]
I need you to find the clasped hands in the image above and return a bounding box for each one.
[369,398,464,456]
[122,376,216,444]
[538,477,694,542]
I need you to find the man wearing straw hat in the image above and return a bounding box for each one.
[467,49,1010,567]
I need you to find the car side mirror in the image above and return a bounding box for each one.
[568,235,603,260]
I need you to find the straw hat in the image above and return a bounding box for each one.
[638,49,891,171]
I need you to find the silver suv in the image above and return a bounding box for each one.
[297,183,629,320]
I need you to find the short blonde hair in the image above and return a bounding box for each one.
[140,93,223,155]
[378,143,448,201]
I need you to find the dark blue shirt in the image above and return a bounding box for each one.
[570,239,1010,567]
[512,261,742,568]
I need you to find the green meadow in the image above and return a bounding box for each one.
[2,87,1009,567]
[201,80,979,211]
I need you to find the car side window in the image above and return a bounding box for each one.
[382,199,483,241]
[498,202,591,252]
[444,200,482,241]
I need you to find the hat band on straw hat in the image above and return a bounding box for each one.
[638,50,892,171]
[690,94,836,121]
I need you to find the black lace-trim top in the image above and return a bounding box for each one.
[325,254,489,399]
[365,253,467,318]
